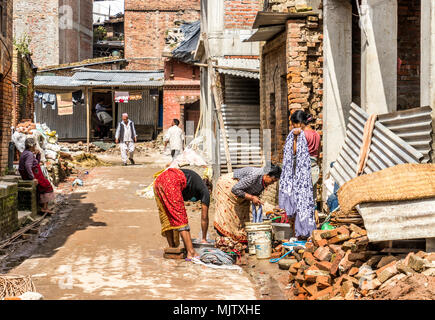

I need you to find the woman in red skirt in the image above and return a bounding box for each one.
[19,138,55,215]
[154,168,211,260]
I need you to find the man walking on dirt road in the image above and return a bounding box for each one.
[164,119,185,160]
[115,113,137,166]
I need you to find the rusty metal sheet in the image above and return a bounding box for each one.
[357,198,435,242]
[330,103,424,187]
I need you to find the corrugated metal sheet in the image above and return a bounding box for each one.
[378,106,433,163]
[244,25,285,43]
[34,99,87,140]
[219,75,261,172]
[35,76,83,89]
[35,70,164,89]
[330,103,424,186]
[216,58,260,79]
[358,198,435,242]
[117,90,158,126]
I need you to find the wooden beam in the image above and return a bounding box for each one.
[86,88,91,152]
[202,34,233,173]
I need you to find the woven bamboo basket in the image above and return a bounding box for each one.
[338,164,435,215]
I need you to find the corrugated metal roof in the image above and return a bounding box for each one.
[378,106,433,163]
[252,11,316,29]
[244,25,285,42]
[35,69,164,89]
[330,103,424,187]
[216,58,260,79]
[35,76,83,88]
[358,198,435,242]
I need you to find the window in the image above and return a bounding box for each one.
[0,0,6,38]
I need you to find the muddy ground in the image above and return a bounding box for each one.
[1,151,288,300]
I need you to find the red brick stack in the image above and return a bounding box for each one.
[285,224,435,300]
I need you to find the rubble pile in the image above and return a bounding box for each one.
[282,225,435,300]
[59,142,105,153]
[72,153,111,168]
[12,121,76,186]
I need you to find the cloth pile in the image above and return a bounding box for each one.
[199,248,235,266]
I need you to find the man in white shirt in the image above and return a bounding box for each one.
[115,113,137,166]
[164,119,185,159]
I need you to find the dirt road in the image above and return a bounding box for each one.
[6,163,259,300]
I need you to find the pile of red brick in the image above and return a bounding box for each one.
[284,224,435,300]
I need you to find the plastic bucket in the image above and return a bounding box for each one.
[255,239,272,259]
[271,223,292,241]
[246,221,272,255]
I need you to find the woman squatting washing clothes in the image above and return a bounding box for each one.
[279,110,320,240]
[154,168,212,260]
[213,165,282,245]
[19,138,55,215]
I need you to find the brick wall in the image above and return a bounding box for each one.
[12,49,36,128]
[224,0,260,29]
[0,0,14,173]
[260,14,323,200]
[59,0,94,65]
[352,2,361,105]
[163,87,200,130]
[125,0,200,70]
[0,182,18,238]
[13,0,93,68]
[261,32,288,163]
[397,0,421,110]
[164,60,199,81]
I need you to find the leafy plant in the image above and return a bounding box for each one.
[13,34,32,57]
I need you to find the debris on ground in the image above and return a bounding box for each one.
[12,121,76,186]
[0,275,36,299]
[73,153,111,168]
[280,224,435,300]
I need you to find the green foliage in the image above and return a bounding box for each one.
[94,26,108,41]
[13,34,32,57]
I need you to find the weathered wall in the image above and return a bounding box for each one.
[0,182,18,237]
[124,0,200,70]
[0,0,14,173]
[59,0,94,65]
[13,0,93,68]
[163,59,200,130]
[224,0,258,29]
[14,0,60,67]
[397,0,421,110]
[261,33,288,163]
[12,49,36,128]
[260,14,323,199]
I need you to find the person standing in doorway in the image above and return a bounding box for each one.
[95,98,113,138]
[115,113,137,166]
[164,119,185,160]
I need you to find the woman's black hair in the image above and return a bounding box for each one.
[290,110,315,125]
[265,164,282,179]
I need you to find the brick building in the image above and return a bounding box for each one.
[124,0,200,70]
[249,0,435,203]
[0,0,14,173]
[163,60,200,131]
[195,0,262,176]
[13,0,93,68]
